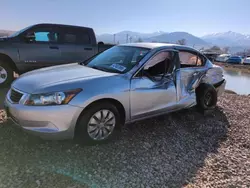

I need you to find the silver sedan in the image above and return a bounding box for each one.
[4,43,226,144]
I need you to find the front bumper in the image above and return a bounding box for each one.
[4,98,83,140]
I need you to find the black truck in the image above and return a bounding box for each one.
[0,23,114,86]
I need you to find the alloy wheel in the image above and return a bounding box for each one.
[0,66,7,84]
[87,109,116,140]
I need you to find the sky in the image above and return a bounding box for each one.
[1,0,250,36]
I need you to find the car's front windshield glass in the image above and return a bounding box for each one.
[9,25,33,37]
[85,46,150,73]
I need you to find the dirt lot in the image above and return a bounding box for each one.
[0,88,250,188]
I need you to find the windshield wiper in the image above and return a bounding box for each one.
[91,65,111,72]
[91,65,121,73]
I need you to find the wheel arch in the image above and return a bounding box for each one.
[195,82,218,111]
[0,53,18,73]
[195,82,215,96]
[74,98,126,135]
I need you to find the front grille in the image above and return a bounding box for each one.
[10,89,23,103]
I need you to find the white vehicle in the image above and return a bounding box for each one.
[215,54,231,62]
[243,57,250,65]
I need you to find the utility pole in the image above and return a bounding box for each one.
[113,34,116,44]
[126,34,129,43]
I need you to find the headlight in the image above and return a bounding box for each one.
[24,88,82,106]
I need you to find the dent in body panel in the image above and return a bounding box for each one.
[179,67,207,98]
[201,66,224,85]
[130,77,177,120]
[175,68,198,109]
[176,63,213,109]
[177,61,224,106]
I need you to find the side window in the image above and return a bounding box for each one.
[179,51,203,68]
[64,33,77,43]
[61,29,91,45]
[143,51,173,80]
[28,31,59,43]
[80,32,91,44]
[197,56,203,66]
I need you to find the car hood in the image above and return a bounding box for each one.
[12,63,116,93]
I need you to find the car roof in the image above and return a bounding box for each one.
[119,43,206,57]
[31,23,93,30]
[230,56,241,58]
[119,42,185,49]
[219,54,231,56]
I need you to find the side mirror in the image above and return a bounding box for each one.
[98,41,104,46]
[24,32,35,42]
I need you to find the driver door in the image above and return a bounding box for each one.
[130,50,178,120]
[18,26,62,72]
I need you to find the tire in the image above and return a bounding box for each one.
[0,60,14,87]
[75,102,122,145]
[196,83,217,112]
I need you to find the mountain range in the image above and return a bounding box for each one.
[0,30,15,37]
[201,31,250,47]
[96,31,166,44]
[97,31,250,53]
[1,28,250,53]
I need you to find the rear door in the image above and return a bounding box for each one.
[18,26,62,71]
[57,27,96,64]
[178,50,207,100]
[75,28,96,61]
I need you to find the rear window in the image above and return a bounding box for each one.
[80,33,91,44]
[179,51,204,67]
[64,34,76,43]
[60,28,91,44]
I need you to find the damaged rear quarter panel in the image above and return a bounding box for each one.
[200,64,224,85]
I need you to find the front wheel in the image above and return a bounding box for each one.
[0,61,14,87]
[75,102,121,145]
[196,83,218,112]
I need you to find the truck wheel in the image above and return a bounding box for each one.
[75,102,121,145]
[196,83,217,112]
[0,61,14,87]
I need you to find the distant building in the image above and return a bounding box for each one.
[200,51,221,62]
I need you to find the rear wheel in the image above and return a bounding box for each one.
[196,83,218,112]
[75,102,121,145]
[0,61,14,87]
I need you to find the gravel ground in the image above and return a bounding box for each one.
[0,88,249,188]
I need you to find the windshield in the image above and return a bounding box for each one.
[9,25,33,37]
[85,46,150,73]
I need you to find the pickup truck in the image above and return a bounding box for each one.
[0,23,114,87]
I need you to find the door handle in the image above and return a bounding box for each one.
[49,46,59,50]
[84,47,93,51]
